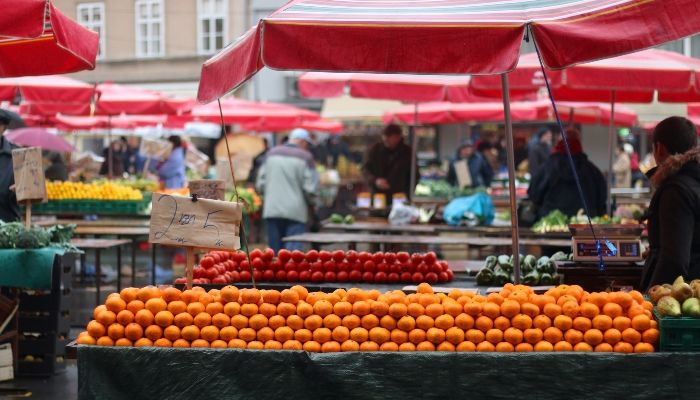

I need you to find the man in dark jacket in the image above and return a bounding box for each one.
[362,124,416,203]
[0,114,20,222]
[528,127,552,176]
[446,139,493,188]
[641,116,700,290]
[528,128,607,219]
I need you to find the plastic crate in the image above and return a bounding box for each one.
[654,309,700,352]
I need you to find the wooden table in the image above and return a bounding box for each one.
[55,218,150,227]
[71,238,131,306]
[322,222,437,234]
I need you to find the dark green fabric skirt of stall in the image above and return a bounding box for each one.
[78,346,700,400]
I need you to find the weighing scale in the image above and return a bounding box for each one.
[569,224,645,263]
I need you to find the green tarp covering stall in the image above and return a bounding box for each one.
[78,346,700,400]
[0,248,65,290]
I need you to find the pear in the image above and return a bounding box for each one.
[671,276,694,303]
[648,285,672,304]
[689,279,700,298]
[682,298,700,317]
[657,296,682,317]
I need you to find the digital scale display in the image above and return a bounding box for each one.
[576,242,616,257]
[573,239,642,261]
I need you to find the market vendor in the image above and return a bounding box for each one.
[446,139,493,188]
[641,116,700,289]
[157,135,186,189]
[362,124,415,203]
[0,113,19,222]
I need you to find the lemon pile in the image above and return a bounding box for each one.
[47,181,143,201]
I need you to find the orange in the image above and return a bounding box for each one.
[332,326,350,343]
[290,285,309,302]
[613,341,634,353]
[390,329,408,345]
[561,301,580,319]
[416,283,434,294]
[586,292,609,308]
[603,303,623,318]
[283,315,302,331]
[622,328,642,344]
[592,315,613,331]
[200,326,220,342]
[350,327,369,343]
[114,338,132,347]
[379,315,397,330]
[424,303,444,319]
[426,327,446,344]
[369,327,391,344]
[580,302,600,319]
[408,329,427,345]
[493,316,511,331]
[180,289,200,305]
[154,311,174,328]
[581,328,603,346]
[352,301,371,316]
[381,341,400,352]
[456,341,475,352]
[443,301,463,317]
[521,303,540,319]
[279,289,299,305]
[145,298,167,315]
[509,290,530,305]
[261,289,281,305]
[543,303,562,319]
[553,341,573,352]
[321,341,341,352]
[223,302,241,317]
[495,342,514,352]
[360,341,380,351]
[533,315,551,330]
[611,292,634,310]
[263,314,282,330]
[445,327,465,345]
[455,314,475,330]
[416,341,436,352]
[511,314,533,331]
[634,342,654,353]
[211,313,231,329]
[475,341,495,352]
[557,294,578,307]
[594,343,613,352]
[604,328,622,345]
[135,309,155,328]
[642,328,659,344]
[296,302,314,318]
[475,316,493,332]
[164,325,181,341]
[434,314,455,330]
[572,317,591,332]
[87,320,106,338]
[573,342,593,352]
[282,340,303,350]
[145,325,163,341]
[256,327,275,342]
[240,303,259,317]
[341,315,361,330]
[124,323,144,341]
[220,286,240,303]
[105,296,127,313]
[407,303,425,318]
[485,328,503,345]
[238,327,257,342]
[612,316,632,331]
[240,288,261,304]
[481,303,501,319]
[313,327,332,344]
[193,312,213,329]
[188,339,209,348]
[107,323,125,340]
[246,341,264,350]
[418,294,440,307]
[96,310,117,326]
[553,315,572,331]
[248,314,268,330]
[397,316,416,332]
[77,335,96,345]
[631,314,651,331]
[532,295,556,310]
[120,287,139,303]
[416,315,435,330]
[187,302,206,317]
[389,303,408,319]
[466,329,485,344]
[543,327,563,344]
[487,292,504,305]
[341,340,360,352]
[203,301,223,316]
[463,302,482,317]
[361,314,380,330]
[159,287,180,302]
[523,328,543,345]
[313,300,334,317]
[208,339,226,349]
[304,315,323,331]
[294,329,313,343]
[627,304,646,319]
[93,305,107,320]
[564,329,583,345]
[274,302,295,318]
[370,300,389,317]
[154,338,173,347]
[534,341,554,352]
[167,300,187,315]
[500,300,520,318]
[333,301,353,317]
[515,343,533,352]
[504,327,523,345]
[229,314,248,330]
[220,326,238,342]
[96,336,115,346]
[172,339,191,348]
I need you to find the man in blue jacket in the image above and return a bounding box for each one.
[447,139,493,188]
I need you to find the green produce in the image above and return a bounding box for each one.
[550,251,569,262]
[539,273,554,285]
[476,252,564,286]
[0,221,24,248]
[414,180,486,199]
[329,214,344,223]
[0,221,77,250]
[522,270,540,285]
[493,271,510,286]
[671,276,694,303]
[523,255,537,269]
[343,215,355,225]
[475,269,493,286]
[484,255,497,269]
[531,210,569,233]
[681,298,700,318]
[657,296,682,317]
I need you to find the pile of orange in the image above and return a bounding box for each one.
[77,283,657,352]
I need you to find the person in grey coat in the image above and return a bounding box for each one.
[257,128,319,252]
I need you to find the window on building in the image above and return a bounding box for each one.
[77,2,105,59]
[135,0,164,58]
[197,0,227,54]
[658,34,700,58]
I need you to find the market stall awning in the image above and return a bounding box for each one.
[321,96,403,121]
[198,0,700,103]
[95,83,193,115]
[0,75,95,115]
[0,0,99,77]
[471,49,700,103]
[187,97,321,127]
[53,114,168,131]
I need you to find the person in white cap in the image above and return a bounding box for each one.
[256,128,319,252]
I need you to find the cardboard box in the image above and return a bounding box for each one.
[0,343,12,367]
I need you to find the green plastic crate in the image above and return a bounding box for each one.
[654,309,700,352]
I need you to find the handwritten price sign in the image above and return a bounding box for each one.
[148,193,243,251]
[12,147,47,203]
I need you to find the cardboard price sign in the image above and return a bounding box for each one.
[149,193,243,251]
[139,138,172,159]
[12,147,47,203]
[189,180,225,201]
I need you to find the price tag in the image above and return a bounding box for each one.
[149,193,243,250]
[189,180,225,201]
[12,147,47,203]
[454,159,472,189]
[139,138,172,159]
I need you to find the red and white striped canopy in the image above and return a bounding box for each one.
[0,75,95,115]
[185,97,322,129]
[198,0,700,103]
[95,83,194,115]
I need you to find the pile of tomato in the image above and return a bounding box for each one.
[174,249,455,285]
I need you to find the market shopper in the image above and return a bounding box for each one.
[446,139,493,188]
[99,140,125,177]
[256,128,319,252]
[613,143,632,188]
[0,113,19,222]
[157,135,186,189]
[641,116,700,289]
[528,127,607,219]
[44,152,69,181]
[528,127,553,176]
[362,124,415,203]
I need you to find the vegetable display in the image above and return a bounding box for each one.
[77,282,657,352]
[174,249,454,285]
[475,252,568,286]
[414,180,486,199]
[47,181,143,201]
[648,276,700,318]
[532,210,621,233]
[329,214,354,224]
[0,221,77,251]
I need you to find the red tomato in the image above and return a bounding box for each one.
[372,252,384,264]
[384,252,397,264]
[336,271,349,282]
[358,252,371,263]
[239,270,251,282]
[387,272,400,283]
[332,250,345,263]
[324,271,337,282]
[297,261,310,272]
[348,270,362,282]
[284,262,297,272]
[278,249,292,263]
[240,260,250,270]
[311,271,324,283]
[251,258,265,270]
[174,278,187,285]
[374,271,387,283]
[411,272,424,284]
[337,261,350,273]
[275,270,287,281]
[290,250,304,263]
[362,271,374,283]
[269,260,281,271]
[389,264,401,274]
[396,252,410,264]
[430,263,442,274]
[250,249,263,259]
[215,265,226,275]
[351,262,363,272]
[299,270,311,282]
[262,270,275,281]
[262,248,275,262]
[253,270,262,281]
[234,251,247,263]
[425,272,438,284]
[318,250,332,262]
[376,263,389,273]
[206,268,218,280]
[200,256,215,269]
[210,253,222,264]
[310,261,324,273]
[230,271,240,282]
[417,263,430,275]
[212,276,227,284]
[363,260,376,273]
[323,261,337,272]
[441,271,452,282]
[411,253,424,266]
[305,250,319,262]
[424,252,437,265]
[400,272,412,282]
[440,261,450,272]
[346,250,358,263]
[193,267,205,279]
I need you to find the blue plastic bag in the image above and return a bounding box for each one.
[443,192,495,226]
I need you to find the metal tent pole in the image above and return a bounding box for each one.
[501,73,521,283]
[409,103,418,198]
[606,90,617,216]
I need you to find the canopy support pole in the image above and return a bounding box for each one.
[107,114,113,179]
[409,103,418,199]
[501,73,520,283]
[606,90,617,216]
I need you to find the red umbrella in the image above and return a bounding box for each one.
[197,0,700,281]
[0,75,95,115]
[689,104,700,118]
[187,97,321,127]
[0,0,99,77]
[95,83,193,115]
[5,127,74,152]
[53,114,168,131]
[240,117,343,133]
